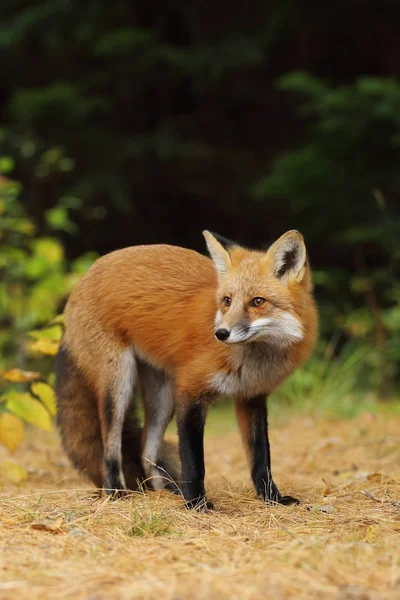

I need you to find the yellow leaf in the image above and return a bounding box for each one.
[4,391,52,431]
[28,339,59,356]
[0,460,27,483]
[31,382,56,416]
[1,368,41,383]
[0,413,25,452]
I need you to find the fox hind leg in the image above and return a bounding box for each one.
[139,362,176,491]
[101,348,137,497]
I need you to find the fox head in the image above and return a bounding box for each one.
[203,230,312,347]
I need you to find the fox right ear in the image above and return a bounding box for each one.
[203,231,232,277]
[266,230,307,284]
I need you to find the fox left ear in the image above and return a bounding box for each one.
[203,230,233,278]
[266,230,307,283]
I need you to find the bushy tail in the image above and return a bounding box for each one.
[55,343,180,490]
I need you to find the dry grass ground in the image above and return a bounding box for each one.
[0,406,399,600]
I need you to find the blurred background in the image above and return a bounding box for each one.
[1,0,400,432]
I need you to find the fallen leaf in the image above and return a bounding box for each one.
[1,369,41,383]
[31,516,64,532]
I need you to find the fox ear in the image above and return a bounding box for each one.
[203,230,232,277]
[266,230,307,283]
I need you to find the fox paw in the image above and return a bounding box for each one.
[105,488,129,500]
[278,495,299,506]
[184,498,214,512]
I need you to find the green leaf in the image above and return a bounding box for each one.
[71,252,97,275]
[0,157,15,174]
[93,28,154,56]
[59,196,82,209]
[45,206,77,233]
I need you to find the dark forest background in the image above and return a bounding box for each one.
[1,0,400,404]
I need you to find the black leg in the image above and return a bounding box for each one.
[176,400,213,511]
[235,395,299,506]
[104,457,127,499]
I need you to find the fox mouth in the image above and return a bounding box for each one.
[226,332,260,344]
[214,327,256,344]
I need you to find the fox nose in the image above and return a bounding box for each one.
[215,328,230,341]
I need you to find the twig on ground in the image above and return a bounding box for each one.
[360,489,383,503]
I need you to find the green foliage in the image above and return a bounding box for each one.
[253,73,400,395]
[271,341,376,418]
[252,73,400,237]
[0,169,96,470]
[0,169,96,370]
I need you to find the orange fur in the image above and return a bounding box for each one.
[64,243,317,399]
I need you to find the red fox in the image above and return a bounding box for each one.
[56,230,317,509]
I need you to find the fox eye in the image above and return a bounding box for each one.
[223,296,231,307]
[250,297,266,307]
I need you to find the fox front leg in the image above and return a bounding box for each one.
[176,398,214,512]
[235,395,299,505]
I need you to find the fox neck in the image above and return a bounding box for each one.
[229,339,288,368]
[211,340,293,398]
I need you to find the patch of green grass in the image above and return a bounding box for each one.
[270,341,396,419]
[127,505,175,538]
